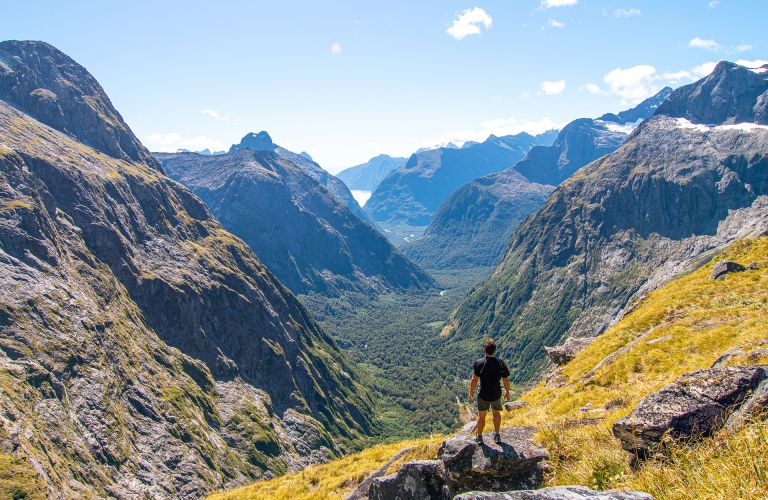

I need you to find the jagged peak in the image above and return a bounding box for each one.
[229,130,276,153]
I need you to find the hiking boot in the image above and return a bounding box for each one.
[474,434,483,444]
[494,433,502,444]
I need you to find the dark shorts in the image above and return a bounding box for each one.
[477,396,503,412]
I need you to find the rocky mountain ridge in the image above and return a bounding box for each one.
[336,154,407,193]
[0,40,377,497]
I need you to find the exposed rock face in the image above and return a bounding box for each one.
[368,460,453,500]
[545,338,594,366]
[451,61,768,385]
[336,154,407,192]
[437,427,548,493]
[0,40,156,167]
[229,131,276,153]
[157,149,434,297]
[613,366,768,456]
[710,260,747,279]
[455,486,653,499]
[0,41,376,497]
[403,90,670,270]
[365,133,545,226]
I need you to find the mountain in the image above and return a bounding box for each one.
[336,154,407,193]
[448,61,768,385]
[515,88,672,186]
[157,148,434,297]
[0,40,376,497]
[230,131,369,221]
[365,133,547,226]
[403,170,554,269]
[404,89,672,269]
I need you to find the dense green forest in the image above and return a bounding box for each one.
[299,267,494,439]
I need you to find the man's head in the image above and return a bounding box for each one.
[483,338,496,356]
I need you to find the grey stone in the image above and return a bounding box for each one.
[545,337,594,366]
[710,260,747,280]
[455,485,653,499]
[368,460,452,500]
[613,366,768,456]
[437,427,548,493]
[726,378,768,432]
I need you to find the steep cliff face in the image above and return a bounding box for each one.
[450,61,768,384]
[365,133,543,226]
[158,149,434,296]
[0,41,376,498]
[336,154,407,193]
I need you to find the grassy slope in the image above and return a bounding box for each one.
[214,237,768,499]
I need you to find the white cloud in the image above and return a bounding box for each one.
[609,8,641,18]
[539,80,566,95]
[446,7,492,40]
[580,83,609,95]
[660,61,718,84]
[143,132,228,153]
[661,70,694,84]
[330,42,343,55]
[688,37,721,51]
[547,19,566,28]
[708,0,719,7]
[603,65,659,103]
[201,109,230,122]
[541,0,577,7]
[431,117,559,146]
[735,44,753,53]
[692,61,718,77]
[736,59,768,68]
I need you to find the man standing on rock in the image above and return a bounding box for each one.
[468,338,511,444]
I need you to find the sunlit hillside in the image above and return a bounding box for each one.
[215,237,768,499]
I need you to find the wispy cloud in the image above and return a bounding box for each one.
[708,0,719,8]
[603,65,659,103]
[735,44,753,52]
[607,8,641,18]
[736,59,768,68]
[688,37,721,51]
[580,83,609,95]
[446,7,492,40]
[144,132,228,153]
[546,19,566,28]
[330,42,343,55]
[201,109,230,122]
[541,0,577,7]
[539,80,566,95]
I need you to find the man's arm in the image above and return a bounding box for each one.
[503,377,511,401]
[468,374,479,401]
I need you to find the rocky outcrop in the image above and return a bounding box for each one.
[336,154,407,192]
[451,61,768,386]
[613,366,768,456]
[710,260,747,279]
[368,460,453,500]
[455,486,653,499]
[367,427,548,499]
[157,149,434,297]
[545,338,594,366]
[438,427,548,493]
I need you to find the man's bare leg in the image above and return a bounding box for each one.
[492,409,501,434]
[476,410,486,436]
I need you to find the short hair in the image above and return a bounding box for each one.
[483,338,496,355]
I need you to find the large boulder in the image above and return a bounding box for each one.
[368,460,453,500]
[710,260,747,280]
[545,337,594,366]
[455,486,653,499]
[437,427,549,493]
[613,366,768,456]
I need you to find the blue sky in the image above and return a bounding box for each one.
[2,0,765,172]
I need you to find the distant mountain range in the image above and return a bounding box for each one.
[0,40,378,497]
[404,88,673,269]
[158,137,434,297]
[336,154,407,194]
[448,61,768,385]
[364,132,556,226]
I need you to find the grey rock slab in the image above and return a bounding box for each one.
[710,260,747,280]
[545,338,594,366]
[455,485,653,499]
[438,427,548,493]
[613,366,768,455]
[368,460,453,500]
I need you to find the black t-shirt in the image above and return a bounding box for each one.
[473,356,510,401]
